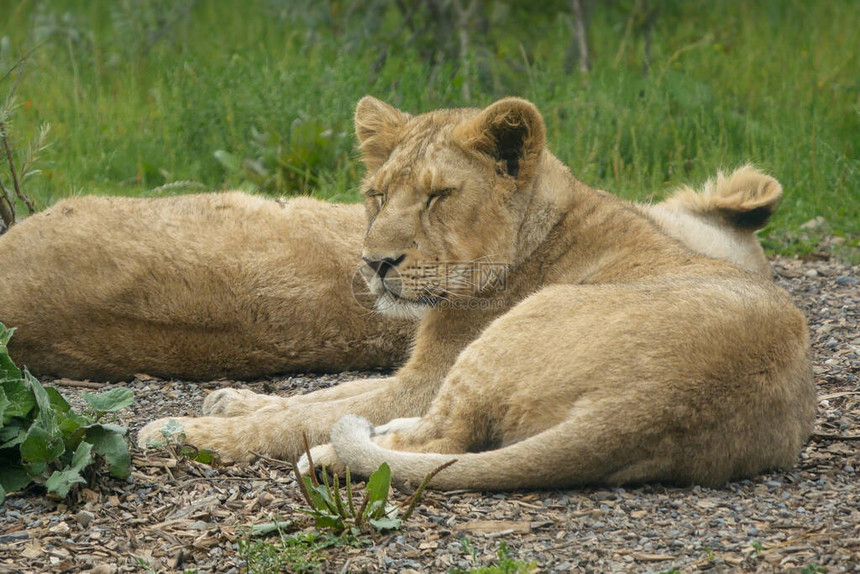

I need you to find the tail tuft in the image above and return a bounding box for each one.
[666,165,783,230]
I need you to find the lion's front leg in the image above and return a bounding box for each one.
[202,388,287,416]
[137,378,423,461]
[200,376,397,417]
[137,408,332,462]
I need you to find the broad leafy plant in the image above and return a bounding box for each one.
[296,461,402,533]
[0,322,133,502]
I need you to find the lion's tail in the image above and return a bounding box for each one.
[666,164,783,231]
[328,414,623,491]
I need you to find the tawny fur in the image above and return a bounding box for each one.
[642,165,782,277]
[134,97,814,490]
[0,194,413,379]
[0,168,779,380]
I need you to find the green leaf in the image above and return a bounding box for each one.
[0,424,26,449]
[367,517,402,531]
[0,324,22,380]
[178,444,199,458]
[26,371,61,439]
[45,441,94,497]
[159,419,186,445]
[81,388,134,413]
[20,423,65,473]
[213,149,241,173]
[45,387,71,414]
[196,449,220,465]
[1,379,35,423]
[57,410,90,437]
[249,520,293,537]
[363,462,392,518]
[314,514,345,529]
[0,483,5,504]
[86,425,131,479]
[365,499,385,519]
[0,323,13,347]
[177,442,224,465]
[0,460,31,493]
[0,387,10,424]
[296,508,345,530]
[301,476,333,512]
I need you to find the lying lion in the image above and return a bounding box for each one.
[1,160,779,381]
[133,96,814,490]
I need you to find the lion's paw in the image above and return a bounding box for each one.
[136,416,249,462]
[137,417,192,449]
[297,443,346,477]
[202,388,277,416]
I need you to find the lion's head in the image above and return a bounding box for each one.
[353,96,548,318]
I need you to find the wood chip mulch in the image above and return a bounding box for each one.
[1,257,858,573]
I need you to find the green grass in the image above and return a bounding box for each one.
[451,540,537,574]
[238,530,368,574]
[1,0,858,259]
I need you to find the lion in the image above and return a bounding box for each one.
[136,96,814,490]
[0,194,413,380]
[0,165,780,381]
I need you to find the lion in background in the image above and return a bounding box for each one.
[0,165,781,381]
[129,96,814,491]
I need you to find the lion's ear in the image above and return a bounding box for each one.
[454,98,546,181]
[354,96,411,170]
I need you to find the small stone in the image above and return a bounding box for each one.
[76,510,95,529]
[48,521,70,535]
[747,527,759,536]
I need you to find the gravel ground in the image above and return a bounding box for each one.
[1,257,858,573]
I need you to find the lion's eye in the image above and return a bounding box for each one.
[426,187,454,209]
[366,190,385,208]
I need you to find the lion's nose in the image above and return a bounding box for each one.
[363,254,405,279]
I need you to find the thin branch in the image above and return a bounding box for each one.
[0,121,34,214]
[401,458,457,521]
[290,455,316,509]
[811,433,860,442]
[818,391,860,401]
[248,450,293,471]
[302,431,320,487]
[0,175,14,228]
[2,56,29,108]
[613,0,640,69]
[355,487,370,527]
[661,33,714,72]
[51,379,108,390]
